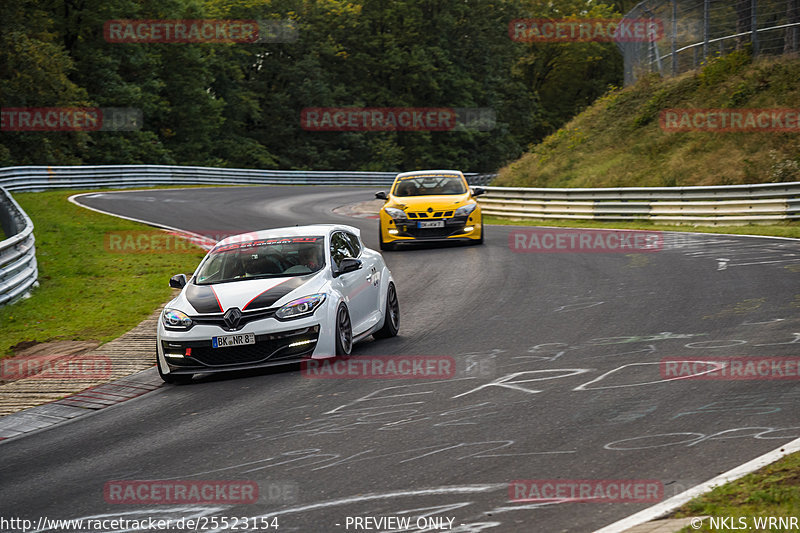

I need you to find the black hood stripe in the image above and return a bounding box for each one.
[242,276,313,310]
[185,284,223,314]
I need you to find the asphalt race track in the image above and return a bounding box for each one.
[2,185,799,532]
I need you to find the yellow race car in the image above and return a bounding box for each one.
[375,170,484,250]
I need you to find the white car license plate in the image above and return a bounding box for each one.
[418,220,444,228]
[212,333,255,348]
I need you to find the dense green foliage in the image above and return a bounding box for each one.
[1,0,629,172]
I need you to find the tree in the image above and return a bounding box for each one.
[0,0,91,165]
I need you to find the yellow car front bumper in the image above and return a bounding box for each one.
[378,208,483,247]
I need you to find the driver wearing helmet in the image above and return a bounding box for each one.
[298,245,323,271]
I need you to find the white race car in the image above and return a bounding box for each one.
[156,224,399,384]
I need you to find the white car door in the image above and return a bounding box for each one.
[330,231,376,334]
[344,231,382,330]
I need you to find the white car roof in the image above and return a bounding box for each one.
[215,224,361,247]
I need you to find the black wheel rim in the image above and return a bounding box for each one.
[387,285,399,329]
[338,306,352,353]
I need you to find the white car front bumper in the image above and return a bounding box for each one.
[156,311,337,375]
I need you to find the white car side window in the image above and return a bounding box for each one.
[343,232,361,257]
[330,232,355,268]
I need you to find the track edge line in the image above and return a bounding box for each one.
[593,436,800,533]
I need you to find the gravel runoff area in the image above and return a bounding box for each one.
[0,307,165,438]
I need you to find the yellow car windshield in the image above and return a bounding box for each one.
[393,175,467,196]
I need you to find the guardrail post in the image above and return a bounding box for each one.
[671,0,678,76]
[787,0,800,53]
[703,0,710,60]
[752,0,760,56]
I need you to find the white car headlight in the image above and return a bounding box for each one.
[454,203,477,217]
[384,207,407,220]
[276,293,326,320]
[163,308,193,329]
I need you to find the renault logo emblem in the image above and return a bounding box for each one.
[223,307,243,330]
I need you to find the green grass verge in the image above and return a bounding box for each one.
[0,190,206,357]
[495,54,800,188]
[672,451,800,531]
[485,216,800,239]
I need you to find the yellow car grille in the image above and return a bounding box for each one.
[407,210,454,219]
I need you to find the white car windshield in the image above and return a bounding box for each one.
[195,236,325,285]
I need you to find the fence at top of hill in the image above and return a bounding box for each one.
[619,0,800,85]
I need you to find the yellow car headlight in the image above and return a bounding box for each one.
[384,207,407,220]
[454,203,477,217]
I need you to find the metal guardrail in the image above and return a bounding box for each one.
[0,187,37,307]
[0,165,397,191]
[0,165,494,191]
[479,182,800,223]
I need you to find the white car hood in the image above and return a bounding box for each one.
[172,273,327,315]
